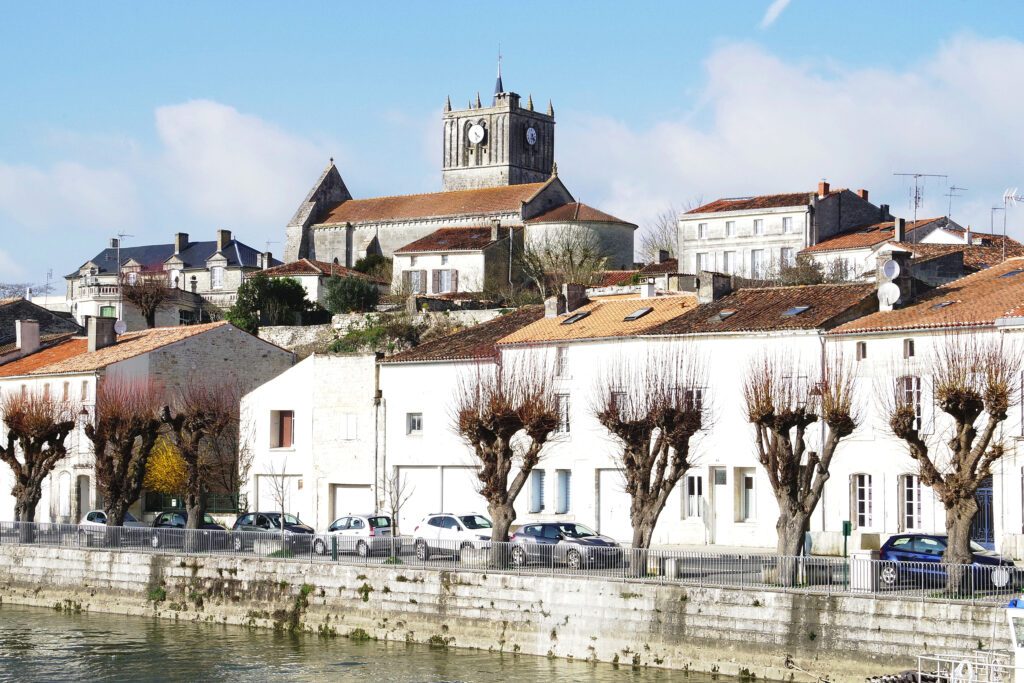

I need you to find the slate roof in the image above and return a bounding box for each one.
[379,307,544,364]
[0,321,230,377]
[801,218,940,254]
[317,182,549,225]
[525,202,635,226]
[832,258,1024,334]
[394,227,500,254]
[499,295,699,345]
[73,239,280,276]
[0,298,83,352]
[256,259,388,284]
[643,283,877,336]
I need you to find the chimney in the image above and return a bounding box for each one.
[216,229,232,252]
[642,279,657,298]
[262,251,273,269]
[817,181,830,198]
[697,272,733,304]
[109,237,119,249]
[15,320,39,356]
[174,232,189,254]
[894,218,906,242]
[544,294,567,318]
[561,283,588,313]
[856,189,869,201]
[876,249,913,312]
[658,249,670,264]
[87,316,117,353]
[964,228,972,246]
[490,219,501,242]
[879,204,890,220]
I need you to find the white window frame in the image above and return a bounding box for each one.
[406,412,423,435]
[750,249,766,278]
[556,470,571,514]
[438,269,453,293]
[409,270,424,294]
[211,266,225,290]
[781,247,795,268]
[899,375,922,432]
[697,222,708,239]
[696,252,710,272]
[900,474,923,531]
[851,473,873,529]
[723,251,737,274]
[441,254,449,266]
[556,394,570,434]
[530,469,546,513]
[341,412,357,441]
[753,219,764,236]
[684,473,703,519]
[556,346,570,378]
[782,216,793,234]
[738,469,756,522]
[725,221,735,237]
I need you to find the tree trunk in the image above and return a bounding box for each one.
[183,489,206,553]
[775,507,809,587]
[629,520,655,578]
[943,496,978,594]
[15,492,40,543]
[144,309,156,328]
[488,500,515,543]
[103,499,133,548]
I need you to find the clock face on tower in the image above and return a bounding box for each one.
[468,124,486,145]
[526,126,538,146]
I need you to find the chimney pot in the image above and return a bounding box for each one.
[15,320,40,356]
[87,316,117,353]
[658,249,670,264]
[642,279,657,298]
[856,189,869,201]
[894,218,906,242]
[109,238,119,249]
[216,229,232,252]
[817,181,830,198]
[262,251,272,269]
[174,233,189,254]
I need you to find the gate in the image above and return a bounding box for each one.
[971,475,994,549]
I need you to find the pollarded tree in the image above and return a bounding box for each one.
[886,335,1021,572]
[120,273,170,328]
[519,225,607,297]
[84,378,162,527]
[742,353,858,567]
[593,349,707,551]
[0,390,77,522]
[453,359,560,541]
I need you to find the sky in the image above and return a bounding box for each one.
[1,1,1023,286]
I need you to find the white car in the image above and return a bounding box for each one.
[313,513,394,557]
[412,512,493,561]
[79,510,146,529]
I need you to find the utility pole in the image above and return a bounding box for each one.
[894,172,947,241]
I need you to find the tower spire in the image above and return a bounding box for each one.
[475,91,482,108]
[444,95,451,113]
[527,94,534,111]
[494,45,504,97]
[547,99,554,117]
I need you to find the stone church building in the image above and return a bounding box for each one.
[284,77,636,294]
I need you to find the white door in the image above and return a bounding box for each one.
[597,469,633,542]
[710,467,730,544]
[441,466,486,514]
[396,467,442,534]
[331,484,373,520]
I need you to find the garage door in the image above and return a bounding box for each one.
[395,467,441,534]
[597,469,633,542]
[331,484,373,521]
[255,474,300,514]
[441,466,486,515]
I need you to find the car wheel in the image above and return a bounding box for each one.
[566,549,582,570]
[878,562,898,588]
[991,566,1012,589]
[356,540,369,558]
[150,534,161,549]
[313,539,326,555]
[232,535,243,552]
[415,539,430,561]
[511,546,527,568]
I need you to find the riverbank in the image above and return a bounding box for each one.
[0,546,1007,682]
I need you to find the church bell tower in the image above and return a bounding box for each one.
[441,65,555,192]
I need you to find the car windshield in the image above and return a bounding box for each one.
[203,514,216,525]
[266,513,301,526]
[459,515,492,530]
[368,517,391,528]
[558,524,596,538]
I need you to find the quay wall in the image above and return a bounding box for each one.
[0,546,1006,682]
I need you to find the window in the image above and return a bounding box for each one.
[723,251,737,274]
[696,253,710,272]
[782,216,793,234]
[407,270,425,294]
[271,410,294,448]
[856,341,867,361]
[683,387,704,413]
[437,269,453,293]
[899,474,922,531]
[62,381,69,401]
[738,469,755,522]
[753,219,764,236]
[725,221,736,237]
[530,470,546,513]
[99,305,116,318]
[126,272,138,285]
[561,311,590,325]
[899,375,922,431]
[80,381,88,401]
[169,269,180,288]
[903,339,915,359]
[556,470,571,514]
[684,474,703,519]
[179,309,198,326]
[211,266,224,290]
[441,255,449,265]
[697,222,708,239]
[42,384,50,400]
[610,390,627,411]
[410,256,417,267]
[20,384,27,398]
[750,250,765,278]
[556,346,569,377]
[556,394,570,433]
[782,305,810,317]
[341,413,357,440]
[406,412,423,435]
[624,307,653,322]
[781,247,795,268]
[851,473,872,529]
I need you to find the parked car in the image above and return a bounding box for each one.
[230,512,314,552]
[80,510,146,529]
[509,522,623,569]
[878,534,1017,589]
[313,514,394,557]
[413,512,493,560]
[78,510,147,545]
[150,511,226,549]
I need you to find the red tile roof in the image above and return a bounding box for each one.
[887,240,1024,271]
[832,258,1024,334]
[526,202,634,225]
[255,258,387,284]
[644,283,877,336]
[592,270,639,287]
[394,227,500,254]
[639,258,679,275]
[380,307,544,364]
[317,183,549,225]
[801,219,939,253]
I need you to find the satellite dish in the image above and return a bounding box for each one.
[880,259,901,281]
[113,320,127,335]
[878,282,901,307]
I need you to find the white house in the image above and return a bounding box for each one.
[392,225,516,295]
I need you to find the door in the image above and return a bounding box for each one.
[331,484,373,521]
[971,475,994,549]
[710,467,730,544]
[597,469,632,542]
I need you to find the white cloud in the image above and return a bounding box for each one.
[558,34,1024,246]
[760,0,791,28]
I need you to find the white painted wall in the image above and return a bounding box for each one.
[679,207,811,277]
[392,252,485,294]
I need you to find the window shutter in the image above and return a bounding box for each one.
[402,271,411,293]
[556,471,570,514]
[282,411,294,447]
[450,269,458,293]
[418,270,427,293]
[431,270,440,294]
[530,471,545,513]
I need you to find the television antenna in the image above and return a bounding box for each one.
[893,172,947,240]
[1003,188,1024,262]
[944,185,967,218]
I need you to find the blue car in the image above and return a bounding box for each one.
[878,534,1017,589]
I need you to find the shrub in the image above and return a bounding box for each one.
[324,276,380,314]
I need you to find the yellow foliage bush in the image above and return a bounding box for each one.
[144,437,188,494]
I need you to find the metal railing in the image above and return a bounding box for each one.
[142,493,245,514]
[0,521,1020,605]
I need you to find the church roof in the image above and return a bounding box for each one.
[316,183,548,226]
[394,227,503,254]
[525,202,635,226]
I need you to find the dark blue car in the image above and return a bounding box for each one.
[878,534,1017,589]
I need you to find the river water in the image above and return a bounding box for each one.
[0,604,718,682]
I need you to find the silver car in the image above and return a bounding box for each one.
[314,514,394,557]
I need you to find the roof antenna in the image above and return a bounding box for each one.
[944,185,967,218]
[893,171,947,242]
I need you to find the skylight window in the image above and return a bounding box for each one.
[999,269,1024,278]
[717,309,737,321]
[623,307,653,322]
[782,305,810,317]
[930,301,954,310]
[561,311,591,325]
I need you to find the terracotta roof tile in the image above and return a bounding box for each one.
[380,307,544,364]
[0,322,231,378]
[317,183,548,225]
[801,219,939,253]
[255,259,387,284]
[639,258,679,275]
[687,192,813,214]
[886,241,1024,271]
[499,295,698,345]
[525,202,635,225]
[832,258,1024,334]
[593,270,639,287]
[394,227,499,254]
[644,283,877,336]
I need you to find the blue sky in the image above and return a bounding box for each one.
[2,1,1023,285]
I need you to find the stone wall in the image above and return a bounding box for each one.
[0,546,1006,683]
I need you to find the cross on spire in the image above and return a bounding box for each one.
[494,44,504,96]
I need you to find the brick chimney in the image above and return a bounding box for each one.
[217,229,232,252]
[817,181,830,198]
[894,218,906,242]
[86,316,117,353]
[15,320,39,356]
[174,232,189,254]
[855,189,869,201]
